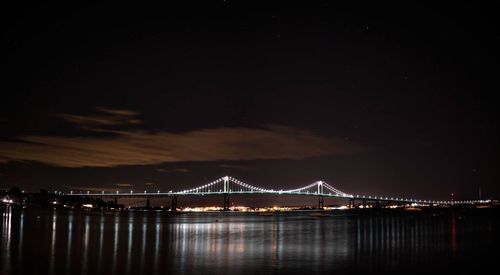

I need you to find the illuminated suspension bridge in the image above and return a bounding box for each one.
[64,176,489,210]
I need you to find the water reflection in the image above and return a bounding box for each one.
[49,210,57,275]
[153,216,160,275]
[18,210,24,267]
[112,214,119,275]
[97,215,105,274]
[140,215,147,274]
[451,212,457,257]
[66,213,73,274]
[1,206,12,275]
[0,207,498,274]
[81,215,90,275]
[126,217,133,275]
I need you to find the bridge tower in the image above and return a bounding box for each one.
[171,195,178,211]
[223,176,230,211]
[318,181,324,209]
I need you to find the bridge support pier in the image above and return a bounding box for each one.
[348,199,355,209]
[114,197,118,207]
[146,197,151,209]
[171,196,177,211]
[223,193,230,211]
[318,196,324,209]
[362,200,367,209]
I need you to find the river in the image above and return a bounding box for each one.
[1,205,498,274]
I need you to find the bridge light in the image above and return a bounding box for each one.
[70,191,73,194]
[87,191,90,194]
[116,191,119,194]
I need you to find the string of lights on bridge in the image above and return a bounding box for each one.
[60,176,489,205]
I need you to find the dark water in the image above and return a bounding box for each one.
[1,206,499,275]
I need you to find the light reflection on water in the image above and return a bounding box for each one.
[66,213,73,274]
[1,206,12,275]
[97,215,104,274]
[0,206,498,274]
[111,214,119,275]
[81,215,90,275]
[49,211,57,275]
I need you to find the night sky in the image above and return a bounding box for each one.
[2,2,499,205]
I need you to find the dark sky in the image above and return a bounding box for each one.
[1,1,499,205]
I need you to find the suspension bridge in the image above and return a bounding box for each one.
[64,176,489,210]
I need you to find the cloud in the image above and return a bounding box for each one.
[96,108,139,117]
[155,168,168,173]
[156,168,189,173]
[0,125,362,168]
[219,164,253,171]
[58,107,141,128]
[115,183,133,187]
